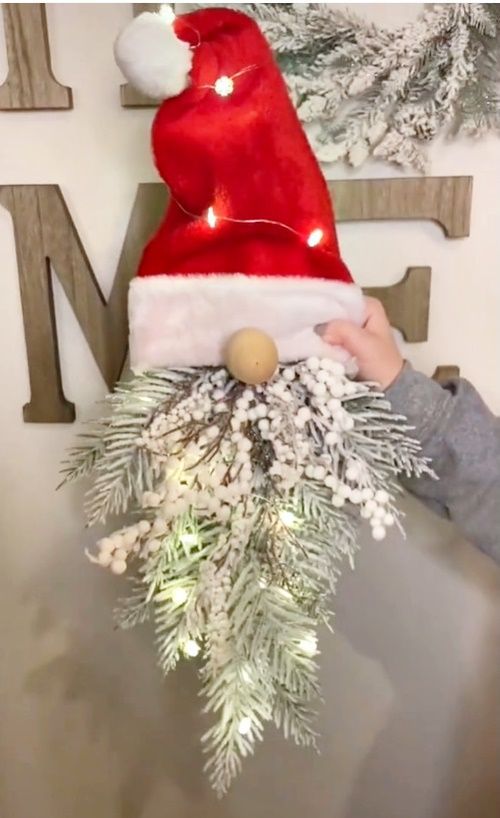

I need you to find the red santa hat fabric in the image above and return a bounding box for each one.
[114,7,365,372]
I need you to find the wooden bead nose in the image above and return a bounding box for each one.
[224,328,279,385]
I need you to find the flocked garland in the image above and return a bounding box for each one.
[213,2,500,171]
[63,360,431,794]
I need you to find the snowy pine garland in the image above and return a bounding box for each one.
[63,359,431,795]
[210,2,500,171]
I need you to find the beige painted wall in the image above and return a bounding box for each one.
[0,4,498,817]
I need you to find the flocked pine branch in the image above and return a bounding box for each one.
[68,358,432,795]
[195,2,500,170]
[63,369,198,524]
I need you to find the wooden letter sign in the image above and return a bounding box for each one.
[0,3,72,110]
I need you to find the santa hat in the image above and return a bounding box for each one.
[115,7,365,372]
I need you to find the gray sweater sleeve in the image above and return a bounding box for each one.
[385,364,500,563]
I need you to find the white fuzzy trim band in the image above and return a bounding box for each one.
[114,12,192,101]
[128,274,365,371]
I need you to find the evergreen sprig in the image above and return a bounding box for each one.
[66,363,431,794]
[203,2,500,170]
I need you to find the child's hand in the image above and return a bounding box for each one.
[316,297,404,390]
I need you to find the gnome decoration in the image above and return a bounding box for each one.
[63,7,429,795]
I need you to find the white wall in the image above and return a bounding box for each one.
[0,5,498,818]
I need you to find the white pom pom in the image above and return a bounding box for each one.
[114,12,193,101]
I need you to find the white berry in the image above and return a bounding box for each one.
[337,483,351,499]
[152,518,168,535]
[111,559,127,575]
[325,431,339,446]
[218,506,231,522]
[298,407,312,422]
[346,465,360,482]
[372,526,386,541]
[375,489,390,505]
[313,382,327,397]
[329,382,345,399]
[98,537,114,554]
[123,530,137,547]
[327,398,342,415]
[236,398,249,411]
[238,437,252,452]
[341,415,355,431]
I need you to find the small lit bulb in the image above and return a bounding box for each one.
[214,75,234,97]
[184,639,200,658]
[307,228,324,247]
[279,509,297,527]
[299,634,318,656]
[238,716,252,735]
[172,587,188,605]
[180,532,199,547]
[206,206,217,228]
[159,4,176,24]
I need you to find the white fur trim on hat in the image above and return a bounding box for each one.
[128,274,365,372]
[114,11,192,100]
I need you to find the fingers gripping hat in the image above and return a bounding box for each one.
[115,7,365,373]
